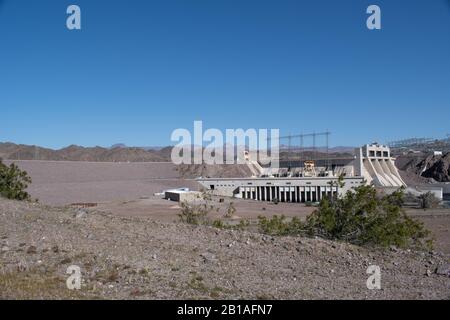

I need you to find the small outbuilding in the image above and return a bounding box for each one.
[164,188,202,202]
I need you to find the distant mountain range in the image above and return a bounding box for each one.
[278,146,356,154]
[0,142,173,162]
[0,142,356,163]
[109,143,168,151]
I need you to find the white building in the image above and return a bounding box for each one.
[354,143,406,187]
[196,143,406,203]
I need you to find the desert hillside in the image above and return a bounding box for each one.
[0,198,449,299]
[396,153,450,183]
[0,142,354,164]
[0,143,172,162]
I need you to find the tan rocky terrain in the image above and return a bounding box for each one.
[0,198,449,300]
[396,153,450,183]
[0,142,356,164]
[0,143,172,162]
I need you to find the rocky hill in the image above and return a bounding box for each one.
[396,153,450,183]
[0,142,172,162]
[0,198,448,299]
[1,142,354,164]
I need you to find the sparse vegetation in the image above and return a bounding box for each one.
[224,202,236,218]
[257,215,303,236]
[179,183,432,250]
[93,267,121,283]
[418,192,440,209]
[0,190,448,299]
[178,191,214,225]
[0,159,32,201]
[212,218,250,230]
[211,219,226,228]
[237,219,250,229]
[178,192,250,230]
[257,185,433,250]
[304,186,432,249]
[0,268,94,299]
[178,201,211,225]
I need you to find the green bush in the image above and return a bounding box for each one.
[212,219,250,230]
[236,219,250,229]
[418,192,440,209]
[258,215,304,236]
[0,159,32,201]
[257,185,433,250]
[211,219,225,228]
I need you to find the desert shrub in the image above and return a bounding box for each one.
[257,185,433,249]
[418,192,440,209]
[303,185,432,249]
[236,219,250,229]
[212,218,250,230]
[212,219,225,228]
[178,191,215,225]
[224,202,236,218]
[178,201,212,225]
[257,215,304,236]
[0,159,32,200]
[179,192,247,228]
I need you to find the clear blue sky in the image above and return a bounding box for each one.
[1,0,449,149]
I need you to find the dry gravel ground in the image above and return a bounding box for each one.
[406,209,450,256]
[96,197,450,256]
[0,198,449,300]
[96,196,316,222]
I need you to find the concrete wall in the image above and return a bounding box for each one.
[432,183,450,195]
[355,144,406,187]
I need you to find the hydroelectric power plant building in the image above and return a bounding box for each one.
[197,143,406,203]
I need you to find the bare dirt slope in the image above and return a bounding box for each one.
[0,198,448,300]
